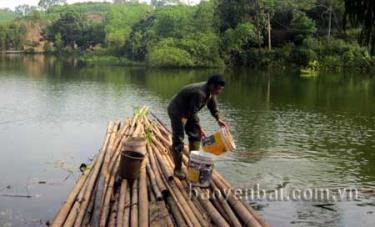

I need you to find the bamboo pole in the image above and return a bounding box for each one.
[52,169,89,227]
[108,189,120,227]
[211,175,261,227]
[123,182,131,227]
[211,195,231,222]
[145,158,163,200]
[130,179,139,227]
[91,122,119,226]
[73,150,110,227]
[195,188,230,227]
[147,173,156,203]
[99,156,120,227]
[63,170,92,227]
[150,143,173,180]
[139,160,149,227]
[116,180,128,227]
[82,177,98,226]
[165,195,187,227]
[210,181,242,227]
[146,144,167,193]
[213,172,269,227]
[152,150,193,226]
[151,144,201,226]
[161,147,210,227]
[52,122,113,227]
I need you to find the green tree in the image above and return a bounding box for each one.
[105,4,150,49]
[54,32,64,52]
[15,5,37,17]
[38,0,67,11]
[344,0,375,54]
[0,9,16,23]
[289,10,317,44]
[222,22,258,63]
[45,10,105,50]
[6,23,26,50]
[45,10,84,48]
[0,25,7,50]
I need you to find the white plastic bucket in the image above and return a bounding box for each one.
[187,151,214,187]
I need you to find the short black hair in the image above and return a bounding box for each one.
[207,74,225,87]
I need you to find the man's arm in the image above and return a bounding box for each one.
[207,96,228,128]
[207,96,220,121]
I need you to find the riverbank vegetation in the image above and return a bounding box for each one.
[0,0,374,72]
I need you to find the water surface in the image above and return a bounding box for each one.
[0,55,374,226]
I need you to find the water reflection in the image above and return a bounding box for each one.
[0,55,374,226]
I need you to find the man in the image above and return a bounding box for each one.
[167,75,228,179]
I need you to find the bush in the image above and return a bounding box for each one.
[291,47,317,66]
[179,32,223,67]
[147,46,193,67]
[319,55,342,71]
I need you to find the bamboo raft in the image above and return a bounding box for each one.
[52,107,269,227]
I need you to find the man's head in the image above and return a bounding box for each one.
[207,74,225,95]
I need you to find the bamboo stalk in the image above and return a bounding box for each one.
[149,200,174,227]
[130,179,139,227]
[91,123,119,226]
[99,156,120,227]
[152,150,193,226]
[139,160,149,227]
[147,173,156,203]
[146,158,163,200]
[151,144,201,226]
[123,181,131,227]
[162,151,210,227]
[210,181,242,227]
[150,143,173,180]
[213,172,269,227]
[63,170,92,227]
[108,189,120,227]
[82,177,98,226]
[211,195,231,223]
[165,195,187,227]
[52,170,89,227]
[116,180,128,227]
[70,145,108,227]
[196,188,230,227]
[146,144,167,193]
[211,174,261,227]
[52,122,113,227]
[150,124,171,147]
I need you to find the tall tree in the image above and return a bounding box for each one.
[38,0,66,10]
[15,5,37,17]
[344,0,375,54]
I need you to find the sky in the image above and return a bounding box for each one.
[0,0,111,10]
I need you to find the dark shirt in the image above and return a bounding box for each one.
[168,82,220,120]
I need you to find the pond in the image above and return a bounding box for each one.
[0,55,374,226]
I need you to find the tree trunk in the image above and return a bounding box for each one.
[328,5,332,38]
[267,12,272,50]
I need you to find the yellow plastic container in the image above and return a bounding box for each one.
[201,127,236,155]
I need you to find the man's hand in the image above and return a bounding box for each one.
[200,127,207,138]
[217,118,228,128]
[181,117,188,125]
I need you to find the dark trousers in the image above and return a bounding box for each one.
[168,110,201,171]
